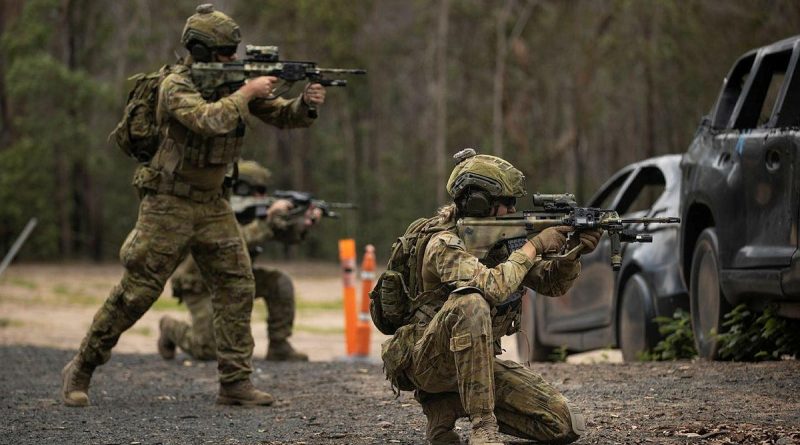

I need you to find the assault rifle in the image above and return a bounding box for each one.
[230,190,356,225]
[456,193,680,271]
[191,45,367,117]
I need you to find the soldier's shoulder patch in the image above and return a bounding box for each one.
[162,71,193,90]
[436,232,466,250]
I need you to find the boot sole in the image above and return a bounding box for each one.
[215,395,275,407]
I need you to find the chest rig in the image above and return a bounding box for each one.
[170,82,245,168]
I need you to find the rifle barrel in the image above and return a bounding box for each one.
[318,68,367,74]
[620,217,681,224]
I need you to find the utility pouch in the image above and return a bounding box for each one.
[379,270,409,325]
[131,165,162,192]
[380,324,416,393]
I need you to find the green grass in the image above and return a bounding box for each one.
[294,324,344,335]
[150,297,183,311]
[296,299,342,311]
[150,296,342,313]
[130,326,152,336]
[49,285,104,307]
[6,277,38,290]
[0,318,24,328]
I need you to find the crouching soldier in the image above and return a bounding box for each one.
[374,149,601,444]
[159,160,319,362]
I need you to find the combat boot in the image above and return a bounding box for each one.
[216,379,275,406]
[157,316,177,360]
[469,413,504,445]
[61,358,92,407]
[265,339,308,361]
[420,393,466,444]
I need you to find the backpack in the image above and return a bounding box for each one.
[369,216,452,335]
[109,65,172,162]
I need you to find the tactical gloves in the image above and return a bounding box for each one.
[528,226,572,255]
[571,229,603,254]
[530,227,604,256]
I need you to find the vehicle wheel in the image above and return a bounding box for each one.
[516,291,554,362]
[618,273,659,362]
[689,228,731,360]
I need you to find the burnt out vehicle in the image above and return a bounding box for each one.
[681,35,800,359]
[516,154,687,362]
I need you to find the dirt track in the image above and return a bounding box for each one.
[1,345,798,445]
[1,264,799,444]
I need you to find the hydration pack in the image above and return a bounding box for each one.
[109,65,172,162]
[369,216,452,335]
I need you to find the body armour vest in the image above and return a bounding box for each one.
[155,66,245,173]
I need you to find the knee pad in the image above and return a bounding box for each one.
[566,402,586,437]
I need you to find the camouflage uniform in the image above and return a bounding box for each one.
[405,222,584,443]
[65,42,315,398]
[380,150,588,444]
[164,211,305,361]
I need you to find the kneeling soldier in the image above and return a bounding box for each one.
[159,160,316,362]
[377,149,601,444]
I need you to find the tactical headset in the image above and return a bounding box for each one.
[451,172,506,217]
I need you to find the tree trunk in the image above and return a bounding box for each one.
[434,0,450,205]
[492,1,512,157]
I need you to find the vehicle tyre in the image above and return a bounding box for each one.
[516,291,554,362]
[689,227,731,360]
[618,273,659,362]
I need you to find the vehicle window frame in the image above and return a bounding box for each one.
[732,49,794,129]
[772,44,800,128]
[613,165,667,217]
[712,53,755,129]
[587,168,634,210]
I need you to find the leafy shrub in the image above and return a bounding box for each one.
[548,345,569,363]
[717,304,800,361]
[641,308,697,361]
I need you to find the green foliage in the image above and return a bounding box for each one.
[1,0,114,259]
[548,345,569,363]
[641,309,697,361]
[2,1,800,262]
[717,304,800,361]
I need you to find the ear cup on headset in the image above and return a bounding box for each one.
[458,189,493,217]
[189,41,212,62]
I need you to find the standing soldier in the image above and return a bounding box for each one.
[159,160,317,363]
[61,4,326,407]
[377,149,602,444]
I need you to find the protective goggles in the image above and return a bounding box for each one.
[495,196,517,208]
[233,181,267,196]
[215,45,238,57]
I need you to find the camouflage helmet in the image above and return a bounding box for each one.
[237,160,272,188]
[446,148,526,199]
[181,4,242,50]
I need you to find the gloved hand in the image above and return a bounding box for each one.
[529,226,572,255]
[570,229,603,254]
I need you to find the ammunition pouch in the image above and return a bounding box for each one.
[369,271,408,335]
[163,120,245,168]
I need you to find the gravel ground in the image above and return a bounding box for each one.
[1,346,798,445]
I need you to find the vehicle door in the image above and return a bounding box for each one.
[539,167,633,340]
[713,47,800,268]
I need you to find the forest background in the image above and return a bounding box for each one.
[1,0,799,262]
